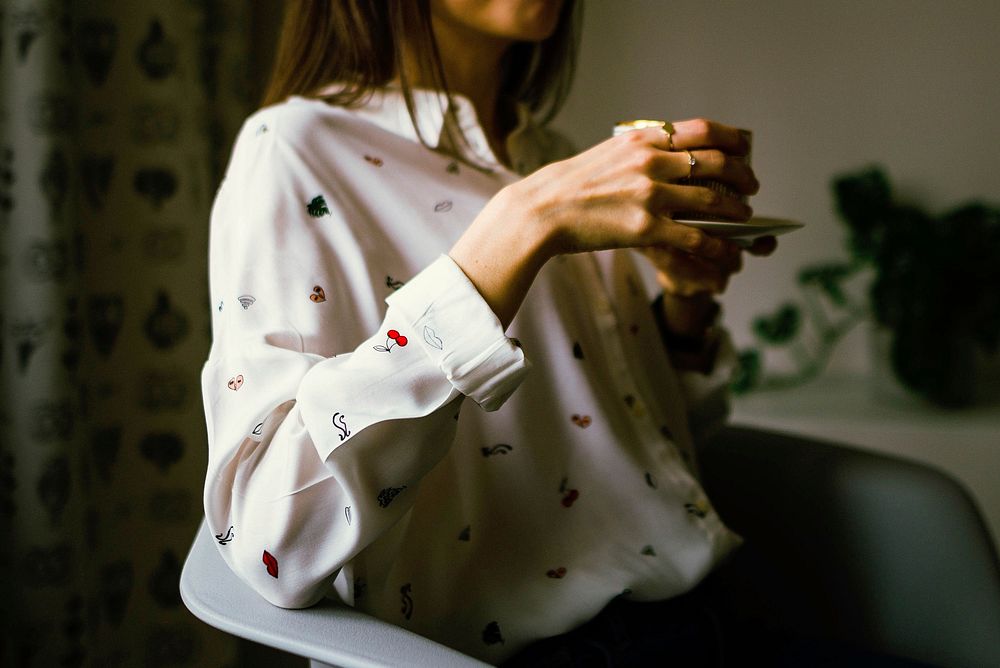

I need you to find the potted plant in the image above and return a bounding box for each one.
[733,167,1000,408]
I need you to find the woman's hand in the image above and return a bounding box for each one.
[450,119,759,328]
[645,235,777,340]
[641,234,777,299]
[517,119,758,257]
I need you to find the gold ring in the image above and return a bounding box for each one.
[683,150,696,179]
[612,119,675,151]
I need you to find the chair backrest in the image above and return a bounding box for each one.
[700,426,1000,668]
[180,519,487,668]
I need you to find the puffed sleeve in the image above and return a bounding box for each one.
[201,111,529,608]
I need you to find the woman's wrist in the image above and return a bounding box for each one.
[449,185,554,330]
[652,291,721,373]
[657,291,719,339]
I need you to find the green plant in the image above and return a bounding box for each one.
[734,167,1000,407]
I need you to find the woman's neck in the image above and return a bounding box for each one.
[402,17,513,165]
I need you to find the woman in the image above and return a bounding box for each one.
[202,0,773,663]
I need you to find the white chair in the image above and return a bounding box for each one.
[181,426,1000,667]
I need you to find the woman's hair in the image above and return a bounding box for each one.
[261,0,581,155]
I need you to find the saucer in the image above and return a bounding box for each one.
[676,216,805,244]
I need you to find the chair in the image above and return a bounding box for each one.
[180,426,1000,667]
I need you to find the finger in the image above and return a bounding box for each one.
[670,118,751,156]
[651,182,753,223]
[649,216,744,263]
[669,253,731,296]
[643,242,741,275]
[614,128,759,195]
[686,149,759,195]
[747,235,778,256]
[613,125,675,153]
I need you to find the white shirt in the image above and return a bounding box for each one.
[201,85,741,663]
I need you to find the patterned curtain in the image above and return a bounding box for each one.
[1,1,255,665]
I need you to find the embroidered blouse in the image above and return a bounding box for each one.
[201,85,742,663]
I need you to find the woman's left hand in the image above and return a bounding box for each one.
[642,235,777,344]
[640,234,777,299]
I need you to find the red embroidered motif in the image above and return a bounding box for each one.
[262,550,278,578]
[374,330,408,352]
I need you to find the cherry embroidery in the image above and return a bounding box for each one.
[558,477,580,507]
[571,414,591,428]
[227,374,244,391]
[374,329,408,352]
[310,285,326,302]
[215,526,234,545]
[262,550,278,578]
[364,154,383,167]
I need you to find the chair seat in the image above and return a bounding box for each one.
[180,518,487,667]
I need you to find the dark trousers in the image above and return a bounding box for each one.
[502,543,936,668]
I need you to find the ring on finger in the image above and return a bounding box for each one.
[683,150,696,179]
[657,121,675,150]
[612,119,674,149]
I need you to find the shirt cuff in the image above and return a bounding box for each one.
[385,255,530,411]
[677,327,737,403]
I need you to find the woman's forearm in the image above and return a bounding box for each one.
[448,186,553,330]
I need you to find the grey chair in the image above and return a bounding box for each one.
[180,426,1000,667]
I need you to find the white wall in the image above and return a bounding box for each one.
[553,0,1000,372]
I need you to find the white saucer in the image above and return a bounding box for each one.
[676,216,805,244]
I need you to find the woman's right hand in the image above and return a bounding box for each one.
[449,119,758,328]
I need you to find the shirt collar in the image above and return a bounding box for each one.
[316,83,538,172]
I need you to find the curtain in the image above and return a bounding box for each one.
[1,1,256,665]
